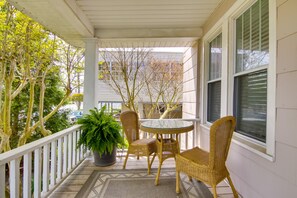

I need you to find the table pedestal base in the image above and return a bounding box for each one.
[155,137,179,185]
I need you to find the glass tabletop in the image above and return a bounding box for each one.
[140,120,194,134]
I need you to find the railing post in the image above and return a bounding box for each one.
[23,153,32,198]
[42,144,50,194]
[57,138,62,180]
[195,121,199,147]
[192,123,195,148]
[68,133,72,171]
[72,130,76,167]
[63,135,68,176]
[185,131,188,150]
[34,148,41,197]
[50,141,57,187]
[76,130,80,163]
[0,164,5,198]
[10,159,20,198]
[79,130,84,160]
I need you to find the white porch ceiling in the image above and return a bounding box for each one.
[8,0,222,48]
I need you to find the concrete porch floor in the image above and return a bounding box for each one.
[49,152,236,198]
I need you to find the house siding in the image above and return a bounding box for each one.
[182,43,199,119]
[97,81,122,102]
[198,0,297,197]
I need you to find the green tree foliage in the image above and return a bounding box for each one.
[69,93,84,110]
[0,1,84,152]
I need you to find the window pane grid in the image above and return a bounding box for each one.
[207,81,221,123]
[234,70,267,142]
[236,0,269,73]
[209,33,222,81]
[207,33,222,123]
[234,0,269,142]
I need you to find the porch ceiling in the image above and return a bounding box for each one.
[8,0,222,48]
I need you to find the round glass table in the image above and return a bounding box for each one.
[140,120,194,185]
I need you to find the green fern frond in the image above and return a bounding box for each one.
[77,106,124,156]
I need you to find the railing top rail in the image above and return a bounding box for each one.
[0,125,81,165]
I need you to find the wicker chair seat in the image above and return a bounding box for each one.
[178,147,209,166]
[130,138,156,156]
[131,138,156,146]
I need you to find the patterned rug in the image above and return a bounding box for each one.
[76,169,212,198]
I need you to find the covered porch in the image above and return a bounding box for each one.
[2,0,297,197]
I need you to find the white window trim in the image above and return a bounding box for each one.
[266,0,276,158]
[201,0,276,161]
[202,28,224,125]
[208,32,225,123]
[229,0,276,160]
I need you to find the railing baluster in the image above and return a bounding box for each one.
[50,141,57,187]
[0,164,5,198]
[34,149,41,198]
[42,144,50,194]
[192,121,196,147]
[23,153,32,198]
[57,138,62,180]
[194,121,198,147]
[84,145,89,158]
[72,131,76,167]
[63,135,68,176]
[68,133,72,171]
[78,130,84,159]
[185,132,188,150]
[10,159,20,198]
[76,131,80,162]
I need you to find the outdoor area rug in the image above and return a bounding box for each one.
[76,168,213,198]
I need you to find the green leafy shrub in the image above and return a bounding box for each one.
[77,106,125,156]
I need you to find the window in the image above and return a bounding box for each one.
[233,0,269,142]
[207,33,222,123]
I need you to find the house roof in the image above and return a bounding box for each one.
[7,0,223,48]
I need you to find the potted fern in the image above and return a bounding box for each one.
[77,106,125,166]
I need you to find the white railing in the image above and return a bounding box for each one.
[139,118,200,150]
[0,125,88,198]
[0,118,200,198]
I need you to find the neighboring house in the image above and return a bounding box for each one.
[97,51,184,118]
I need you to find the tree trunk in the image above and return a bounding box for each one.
[1,61,16,152]
[39,74,51,137]
[18,80,36,147]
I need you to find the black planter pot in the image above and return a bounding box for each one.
[93,147,117,167]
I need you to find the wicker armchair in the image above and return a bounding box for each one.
[120,111,156,174]
[176,116,238,198]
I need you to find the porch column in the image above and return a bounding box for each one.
[83,38,99,114]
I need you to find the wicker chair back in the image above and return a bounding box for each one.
[120,111,140,145]
[209,116,236,170]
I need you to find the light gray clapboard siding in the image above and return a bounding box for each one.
[182,44,198,119]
